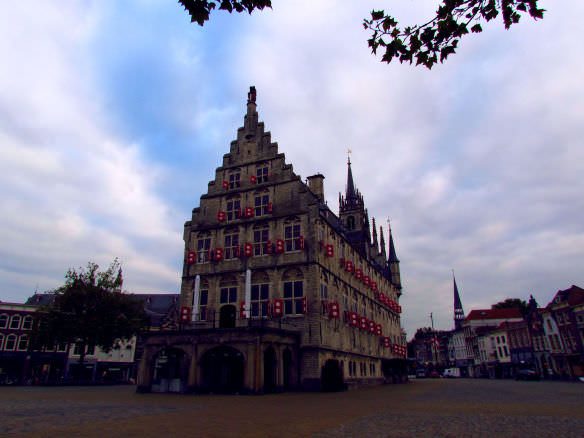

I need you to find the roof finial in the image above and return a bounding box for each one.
[347,148,352,165]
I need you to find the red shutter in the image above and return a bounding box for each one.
[250,175,257,184]
[273,299,283,316]
[384,337,391,347]
[298,235,305,249]
[360,316,368,330]
[355,268,363,280]
[180,306,191,322]
[329,302,340,319]
[217,211,226,222]
[376,323,383,336]
[397,305,402,313]
[350,312,359,326]
[345,260,354,273]
[369,320,376,333]
[240,302,246,319]
[302,296,308,314]
[363,275,370,286]
[244,206,254,218]
[234,245,240,257]
[186,251,196,264]
[222,180,229,189]
[213,247,223,261]
[275,239,284,253]
[325,244,334,257]
[244,242,253,257]
[371,282,377,291]
[267,202,272,213]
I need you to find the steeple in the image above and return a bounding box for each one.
[453,273,465,330]
[379,226,387,258]
[388,222,401,290]
[371,217,379,251]
[346,157,357,201]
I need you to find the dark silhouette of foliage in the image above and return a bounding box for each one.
[491,298,529,317]
[31,259,149,365]
[364,1,545,69]
[178,1,545,69]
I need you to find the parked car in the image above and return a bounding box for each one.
[515,369,540,381]
[429,371,440,378]
[443,368,461,378]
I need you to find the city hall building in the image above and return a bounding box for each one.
[137,88,406,393]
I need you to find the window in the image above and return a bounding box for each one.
[226,199,241,221]
[17,335,29,351]
[0,333,4,350]
[283,281,304,315]
[220,287,238,304]
[5,334,17,351]
[57,343,68,353]
[199,290,208,321]
[197,238,211,263]
[0,314,8,329]
[224,232,239,259]
[496,336,500,344]
[320,284,327,300]
[256,166,269,183]
[21,315,33,330]
[9,315,21,330]
[251,284,270,317]
[347,216,355,230]
[229,172,241,189]
[503,346,508,356]
[254,195,270,217]
[253,226,269,256]
[285,225,301,251]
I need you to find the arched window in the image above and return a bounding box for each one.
[0,333,4,350]
[17,334,29,351]
[5,334,17,351]
[347,216,355,230]
[9,315,21,330]
[21,315,33,330]
[0,314,8,329]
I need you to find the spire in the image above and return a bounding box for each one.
[388,225,399,263]
[387,222,401,289]
[379,226,386,257]
[346,159,357,201]
[372,217,378,248]
[453,272,465,330]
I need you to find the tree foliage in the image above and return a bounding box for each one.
[491,298,529,317]
[31,259,149,364]
[178,1,545,69]
[364,0,545,69]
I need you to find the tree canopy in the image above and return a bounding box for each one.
[31,259,149,364]
[178,0,545,69]
[491,298,529,317]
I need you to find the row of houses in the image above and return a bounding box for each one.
[410,284,584,380]
[0,294,180,385]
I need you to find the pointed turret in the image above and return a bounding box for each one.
[371,218,379,252]
[339,156,368,256]
[453,274,465,330]
[379,226,387,258]
[346,159,357,202]
[388,223,401,290]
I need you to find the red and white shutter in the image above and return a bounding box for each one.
[360,316,368,330]
[187,251,196,264]
[298,235,305,249]
[243,242,253,257]
[355,268,363,280]
[266,240,273,254]
[239,301,247,319]
[180,306,191,322]
[244,206,254,218]
[363,275,370,286]
[222,180,229,189]
[275,239,285,253]
[273,299,283,316]
[325,244,334,257]
[302,296,308,314]
[345,260,354,273]
[213,247,223,261]
[369,320,376,333]
[217,211,226,222]
[350,312,359,327]
[329,302,340,319]
[249,175,257,184]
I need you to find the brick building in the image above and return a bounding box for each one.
[137,87,406,393]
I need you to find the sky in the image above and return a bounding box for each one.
[1,0,583,337]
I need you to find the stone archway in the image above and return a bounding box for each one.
[264,346,277,393]
[321,359,344,392]
[201,346,244,394]
[219,305,236,328]
[151,348,188,393]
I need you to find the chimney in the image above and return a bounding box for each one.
[307,174,325,203]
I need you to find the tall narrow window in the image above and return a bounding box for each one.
[197,238,211,263]
[9,315,21,330]
[254,195,270,217]
[253,226,269,256]
[256,166,269,183]
[21,315,33,330]
[251,284,270,317]
[224,232,239,259]
[226,199,241,221]
[229,172,241,189]
[5,334,17,351]
[285,225,301,251]
[283,281,304,315]
[17,335,29,351]
[199,290,208,321]
[0,314,8,329]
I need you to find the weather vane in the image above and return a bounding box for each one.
[347,148,352,165]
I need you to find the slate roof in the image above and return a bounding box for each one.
[465,308,523,321]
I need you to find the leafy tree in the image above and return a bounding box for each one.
[31,259,149,367]
[491,298,529,317]
[178,1,545,69]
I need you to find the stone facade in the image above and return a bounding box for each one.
[137,88,406,393]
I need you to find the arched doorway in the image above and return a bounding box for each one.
[201,346,244,393]
[283,348,293,390]
[219,305,236,328]
[321,359,344,392]
[151,348,188,393]
[264,346,277,393]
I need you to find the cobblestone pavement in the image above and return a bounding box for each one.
[1,379,582,438]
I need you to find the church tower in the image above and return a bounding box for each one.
[453,274,465,330]
[388,224,401,290]
[339,158,370,256]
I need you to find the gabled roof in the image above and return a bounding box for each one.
[465,308,522,321]
[548,285,584,308]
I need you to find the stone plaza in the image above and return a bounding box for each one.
[1,379,583,437]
